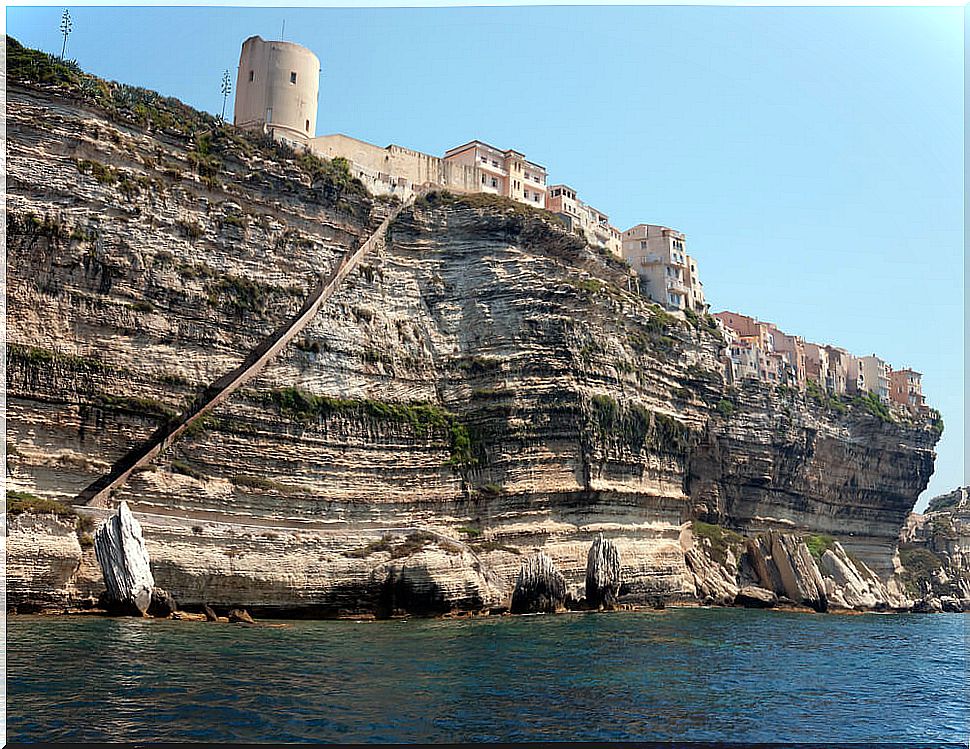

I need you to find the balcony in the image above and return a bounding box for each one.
[666,278,690,295]
[478,160,508,177]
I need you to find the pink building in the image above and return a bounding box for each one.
[890,368,925,411]
[443,140,547,207]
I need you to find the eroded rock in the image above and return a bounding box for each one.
[511,552,566,614]
[94,501,155,615]
[735,585,777,608]
[147,587,178,618]
[228,607,255,624]
[585,534,622,610]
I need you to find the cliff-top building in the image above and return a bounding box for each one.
[233,36,320,148]
[621,224,706,312]
[890,367,925,412]
[443,140,548,207]
[546,184,622,257]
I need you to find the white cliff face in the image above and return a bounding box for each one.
[93,501,155,613]
[5,77,942,616]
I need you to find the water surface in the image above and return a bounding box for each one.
[7,608,968,743]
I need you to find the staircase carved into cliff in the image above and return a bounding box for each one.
[77,194,419,508]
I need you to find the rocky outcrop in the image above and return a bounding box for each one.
[93,500,155,614]
[735,585,777,608]
[4,61,942,617]
[585,534,622,609]
[511,553,567,614]
[898,488,970,612]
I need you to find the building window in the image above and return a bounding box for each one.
[290,72,297,84]
[491,178,498,188]
[249,70,255,82]
[524,190,530,200]
[481,175,486,184]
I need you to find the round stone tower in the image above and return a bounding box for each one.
[233,35,320,146]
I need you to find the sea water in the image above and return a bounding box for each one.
[6,607,968,743]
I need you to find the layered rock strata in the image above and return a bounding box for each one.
[5,65,942,616]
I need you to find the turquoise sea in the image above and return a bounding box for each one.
[6,608,968,743]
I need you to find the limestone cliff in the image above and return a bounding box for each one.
[5,46,942,615]
[897,488,970,612]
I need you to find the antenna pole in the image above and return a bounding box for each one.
[281,20,285,39]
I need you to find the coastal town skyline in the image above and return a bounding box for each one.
[7,4,962,508]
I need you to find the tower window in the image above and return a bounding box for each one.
[305,119,310,132]
[290,71,297,84]
[249,70,254,82]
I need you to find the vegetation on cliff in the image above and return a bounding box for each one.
[268,387,477,468]
[588,394,693,455]
[7,490,96,546]
[7,36,369,206]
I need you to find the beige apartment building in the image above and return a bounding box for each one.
[443,141,548,207]
[890,368,926,411]
[546,185,622,256]
[852,355,890,402]
[622,225,706,312]
[233,36,320,148]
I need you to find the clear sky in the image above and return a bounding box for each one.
[8,5,964,510]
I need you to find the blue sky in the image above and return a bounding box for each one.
[8,5,964,509]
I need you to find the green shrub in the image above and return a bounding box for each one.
[98,394,176,419]
[457,526,482,538]
[7,344,112,374]
[7,490,76,519]
[268,388,478,468]
[345,535,394,558]
[898,545,946,595]
[693,521,744,566]
[589,395,692,455]
[171,460,204,481]
[715,398,736,417]
[804,533,837,560]
[417,190,566,227]
[852,391,893,423]
[389,531,438,559]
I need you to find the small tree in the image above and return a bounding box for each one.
[220,69,232,122]
[59,9,73,60]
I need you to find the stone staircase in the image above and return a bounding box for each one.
[77,194,419,507]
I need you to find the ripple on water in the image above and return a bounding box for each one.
[6,609,968,743]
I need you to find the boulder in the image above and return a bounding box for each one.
[912,596,943,614]
[93,501,155,616]
[819,546,878,610]
[203,604,219,622]
[734,585,777,608]
[685,545,739,606]
[939,596,963,613]
[585,534,622,610]
[510,552,566,614]
[228,607,255,624]
[147,587,177,618]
